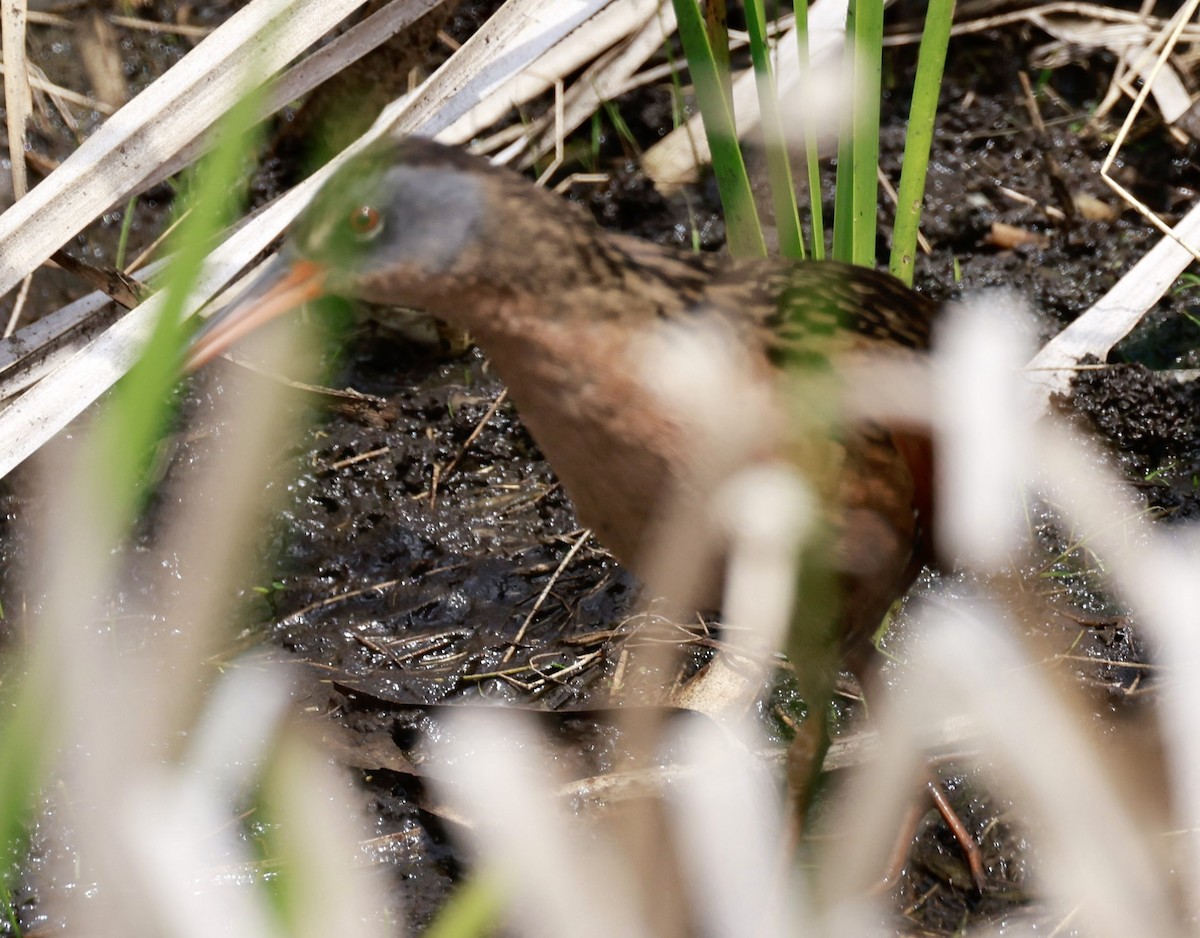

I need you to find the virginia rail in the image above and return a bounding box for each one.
[188,134,936,682]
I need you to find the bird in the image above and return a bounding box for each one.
[187,133,937,683]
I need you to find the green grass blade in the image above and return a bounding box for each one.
[889,0,954,286]
[89,79,267,533]
[423,876,504,938]
[705,0,733,112]
[832,113,855,261]
[831,0,856,263]
[671,0,766,257]
[115,195,137,271]
[744,0,805,259]
[849,0,884,268]
[794,0,825,259]
[0,661,54,882]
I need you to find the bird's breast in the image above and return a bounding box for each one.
[471,312,709,571]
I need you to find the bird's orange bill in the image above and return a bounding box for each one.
[185,257,327,373]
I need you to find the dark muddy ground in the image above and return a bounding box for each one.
[2,2,1199,935]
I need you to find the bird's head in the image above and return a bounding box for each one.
[289,136,492,302]
[187,135,571,371]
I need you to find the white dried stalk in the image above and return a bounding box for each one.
[717,463,813,664]
[437,0,656,146]
[1021,1,1200,404]
[1032,11,1194,123]
[0,0,371,300]
[1036,429,1200,918]
[385,0,616,139]
[0,59,112,113]
[136,0,452,198]
[439,711,653,938]
[884,3,1200,48]
[2,0,31,199]
[30,284,390,937]
[505,2,678,167]
[834,601,1182,938]
[0,179,318,478]
[1098,0,1200,256]
[1024,198,1200,408]
[821,308,1192,932]
[934,294,1036,569]
[667,718,805,936]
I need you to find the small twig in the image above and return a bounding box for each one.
[50,250,148,309]
[501,529,592,664]
[108,14,212,39]
[1018,70,1046,135]
[527,649,602,684]
[885,2,1200,47]
[1019,70,1075,222]
[276,577,405,627]
[877,167,932,255]
[534,78,565,187]
[995,184,1067,221]
[927,776,988,892]
[0,61,112,116]
[326,446,391,472]
[1099,0,1200,260]
[126,207,192,273]
[428,388,508,507]
[3,274,32,338]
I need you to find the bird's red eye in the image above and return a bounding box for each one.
[348,204,382,239]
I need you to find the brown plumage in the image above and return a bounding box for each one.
[188,134,937,674]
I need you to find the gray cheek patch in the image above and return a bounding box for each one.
[375,165,485,273]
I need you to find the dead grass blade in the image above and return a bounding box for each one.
[2,0,31,199]
[0,0,371,300]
